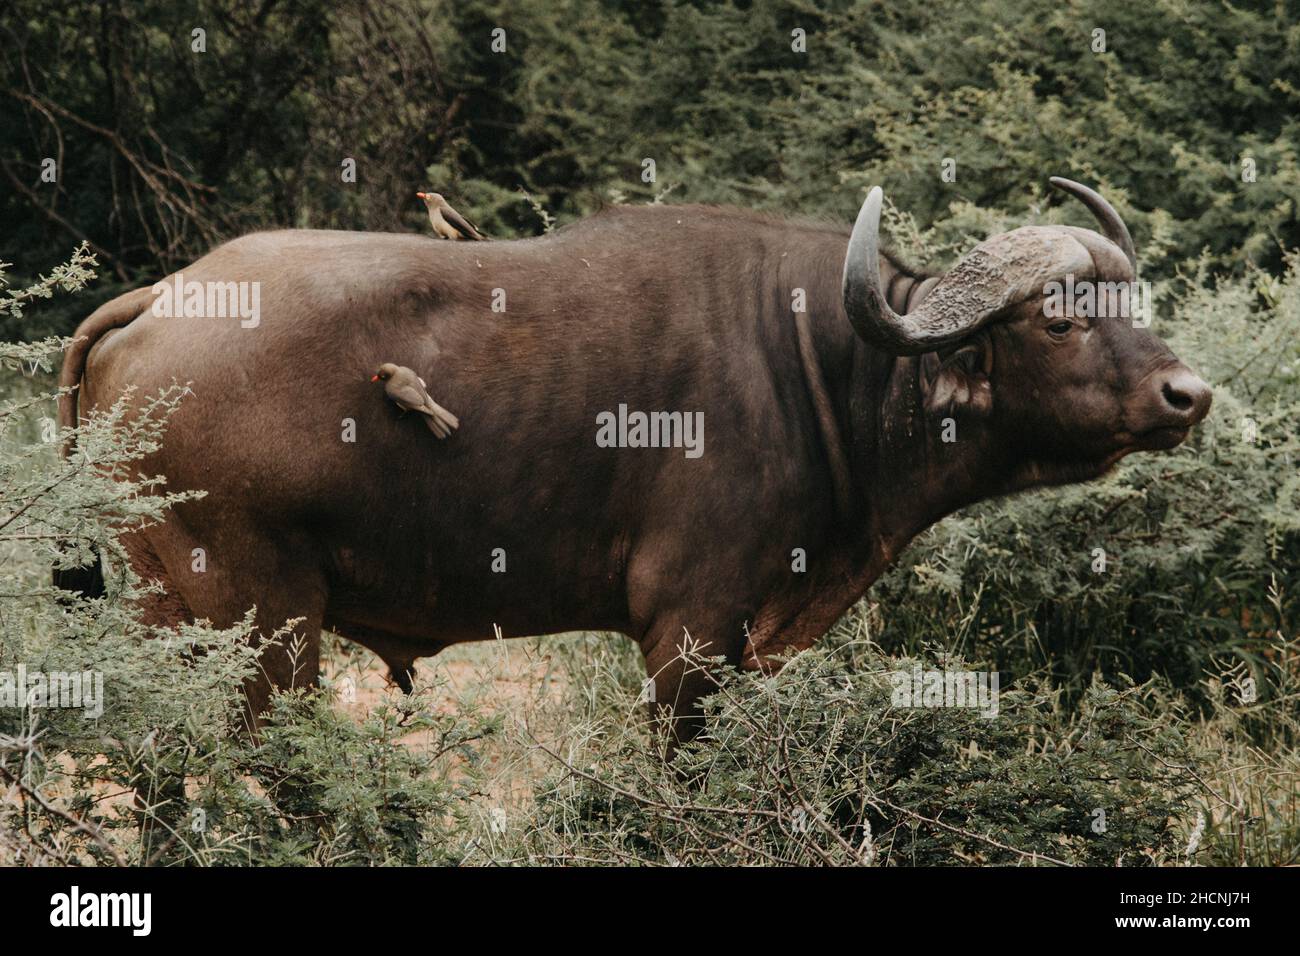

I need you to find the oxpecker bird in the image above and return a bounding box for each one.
[416,191,487,241]
[372,363,460,438]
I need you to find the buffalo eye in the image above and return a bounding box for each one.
[1046,320,1073,337]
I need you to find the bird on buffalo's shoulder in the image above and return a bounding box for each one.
[416,191,487,241]
[371,363,460,439]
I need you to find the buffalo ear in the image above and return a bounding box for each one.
[920,334,993,416]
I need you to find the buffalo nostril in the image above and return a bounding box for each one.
[1162,380,1193,411]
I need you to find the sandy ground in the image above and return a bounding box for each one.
[1,632,584,864]
[330,638,568,720]
[329,634,588,818]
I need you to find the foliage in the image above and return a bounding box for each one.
[3,0,1297,309]
[518,634,1201,866]
[467,603,1300,866]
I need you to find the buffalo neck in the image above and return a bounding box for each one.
[780,231,1016,562]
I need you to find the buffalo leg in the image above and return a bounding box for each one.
[639,618,746,754]
[114,532,195,859]
[236,580,326,734]
[162,524,328,734]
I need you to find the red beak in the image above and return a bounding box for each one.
[416,192,426,200]
[370,374,380,382]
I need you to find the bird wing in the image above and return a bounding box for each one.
[387,381,431,412]
[441,204,486,241]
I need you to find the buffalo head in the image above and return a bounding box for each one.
[842,178,1211,485]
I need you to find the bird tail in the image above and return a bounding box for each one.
[424,403,460,439]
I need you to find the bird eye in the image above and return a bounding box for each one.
[1047,320,1073,337]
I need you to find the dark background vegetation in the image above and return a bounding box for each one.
[1,0,1297,865]
[4,0,1297,302]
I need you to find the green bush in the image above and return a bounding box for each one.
[498,604,1298,866]
[4,0,1297,300]
[519,634,1200,866]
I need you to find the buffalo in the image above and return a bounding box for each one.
[57,178,1211,743]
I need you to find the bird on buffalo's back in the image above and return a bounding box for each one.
[416,191,487,241]
[371,363,460,439]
